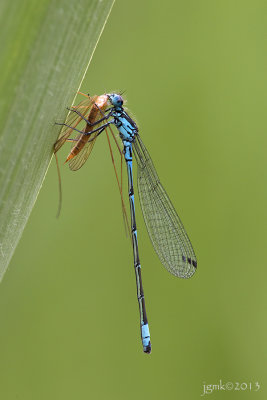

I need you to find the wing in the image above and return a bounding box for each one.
[68,131,99,171]
[54,95,97,153]
[133,134,197,278]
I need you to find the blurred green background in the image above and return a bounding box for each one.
[1,1,266,399]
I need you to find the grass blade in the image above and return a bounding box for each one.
[0,0,115,280]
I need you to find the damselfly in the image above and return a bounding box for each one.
[55,93,197,354]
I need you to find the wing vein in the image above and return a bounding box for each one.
[133,134,197,278]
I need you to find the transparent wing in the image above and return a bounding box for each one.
[54,96,97,153]
[68,131,99,171]
[133,134,197,278]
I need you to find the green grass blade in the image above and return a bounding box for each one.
[0,0,115,280]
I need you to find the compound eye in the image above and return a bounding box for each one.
[115,95,123,106]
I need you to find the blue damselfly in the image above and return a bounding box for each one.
[55,93,197,354]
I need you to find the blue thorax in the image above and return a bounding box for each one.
[107,93,138,142]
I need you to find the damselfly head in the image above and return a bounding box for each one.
[107,93,124,108]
